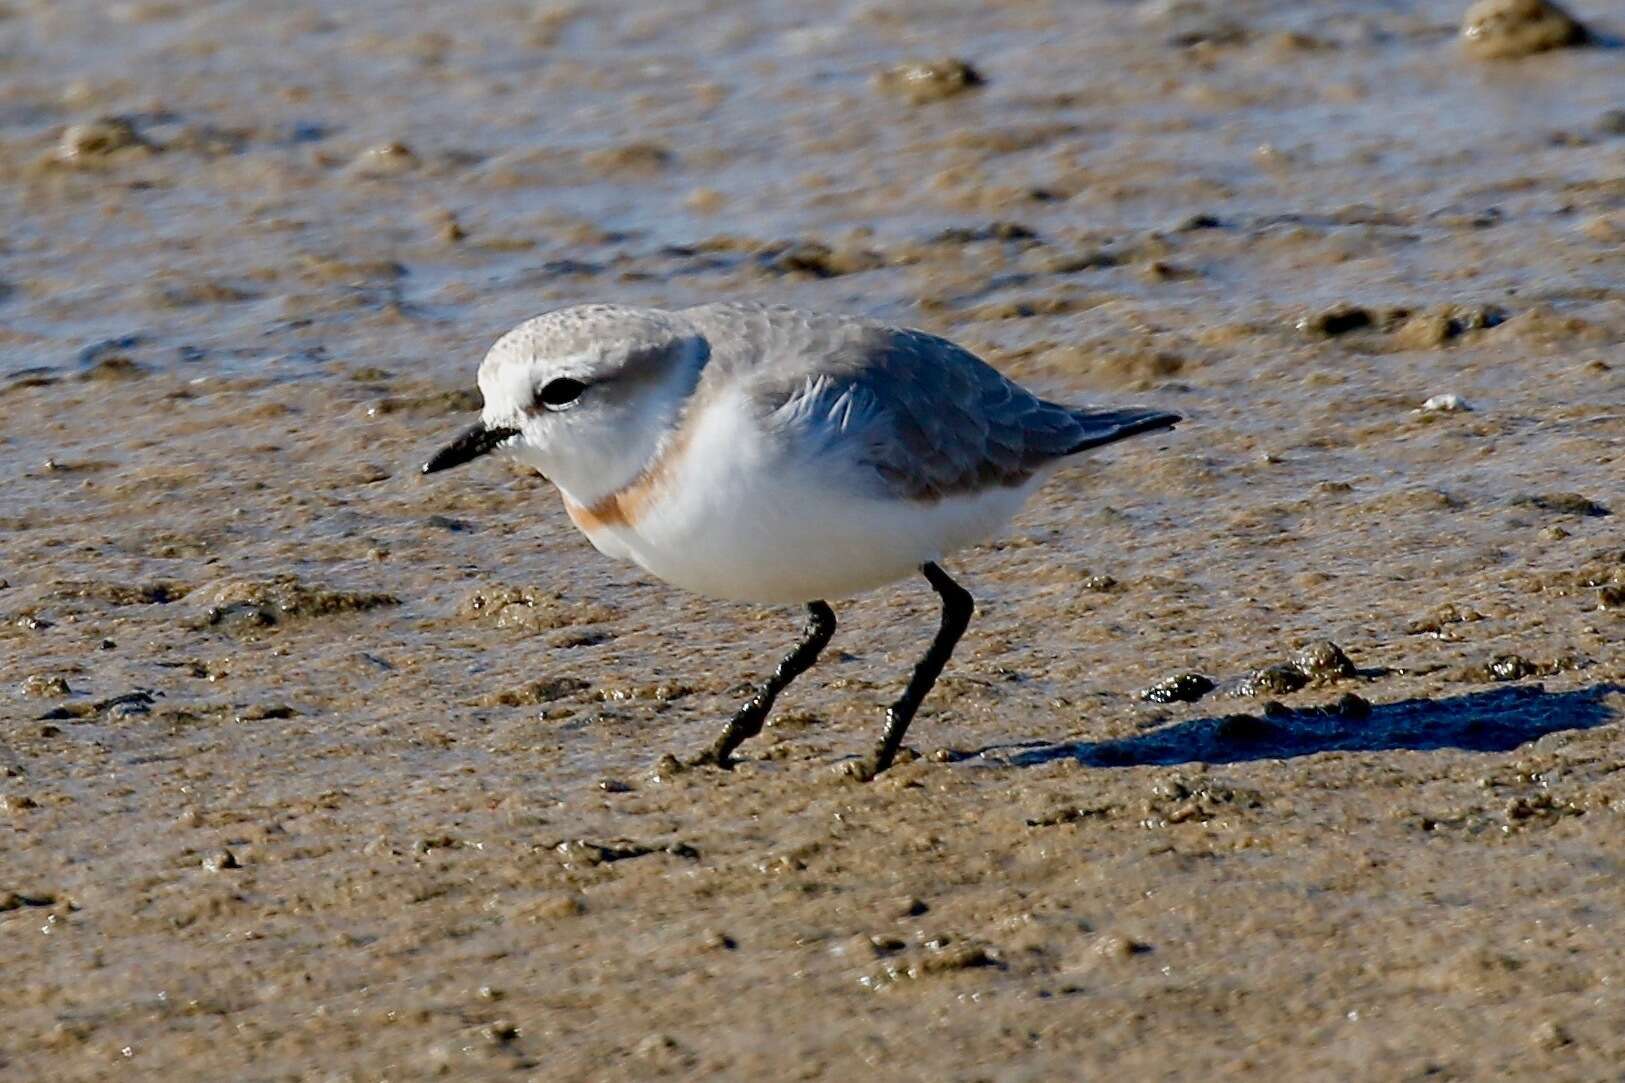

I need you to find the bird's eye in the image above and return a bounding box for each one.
[535,378,586,410]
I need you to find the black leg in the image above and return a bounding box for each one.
[692,601,837,769]
[863,562,974,777]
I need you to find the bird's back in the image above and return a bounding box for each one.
[679,302,1178,501]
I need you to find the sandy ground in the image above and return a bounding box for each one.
[2,0,1623,1079]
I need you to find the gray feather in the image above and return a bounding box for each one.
[680,303,1179,501]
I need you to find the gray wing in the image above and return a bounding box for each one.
[683,303,1179,501]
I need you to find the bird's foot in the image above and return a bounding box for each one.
[684,746,734,771]
[840,745,918,782]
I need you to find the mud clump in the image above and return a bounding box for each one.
[19,674,72,698]
[56,116,150,164]
[76,355,146,382]
[478,678,591,707]
[1409,603,1486,637]
[36,690,156,722]
[193,576,397,633]
[1511,493,1611,518]
[1222,642,1356,697]
[583,142,674,176]
[296,254,405,285]
[1298,304,1374,337]
[931,221,1036,244]
[1298,303,1500,344]
[1461,0,1588,59]
[346,141,419,178]
[51,580,190,606]
[870,936,1003,984]
[1484,654,1539,681]
[148,276,260,309]
[1140,672,1216,704]
[1144,776,1264,825]
[234,704,296,722]
[457,585,618,632]
[1393,305,1507,349]
[1290,640,1356,682]
[553,839,698,867]
[874,59,985,104]
[755,240,882,278]
[1234,663,1309,697]
[1419,393,1473,414]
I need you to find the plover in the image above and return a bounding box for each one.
[424,303,1179,776]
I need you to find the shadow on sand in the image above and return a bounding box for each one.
[1009,682,1624,769]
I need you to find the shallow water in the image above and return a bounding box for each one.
[2,1,1624,1079]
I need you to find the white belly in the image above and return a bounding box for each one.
[568,394,1044,604]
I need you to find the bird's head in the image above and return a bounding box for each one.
[423,305,708,506]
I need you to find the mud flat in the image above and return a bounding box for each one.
[2,0,1623,1079]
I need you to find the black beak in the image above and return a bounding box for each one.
[422,422,520,474]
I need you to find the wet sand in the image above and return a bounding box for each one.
[2,1,1623,1079]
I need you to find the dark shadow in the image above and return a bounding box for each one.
[1009,683,1624,769]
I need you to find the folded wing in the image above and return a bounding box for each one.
[740,313,1177,501]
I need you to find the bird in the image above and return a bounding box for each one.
[423,302,1179,777]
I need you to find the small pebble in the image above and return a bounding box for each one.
[202,849,240,872]
[1420,393,1473,413]
[56,116,147,163]
[19,675,72,698]
[1093,933,1150,960]
[1461,0,1587,59]
[874,58,985,104]
[1140,672,1216,704]
[1486,654,1537,681]
[1237,664,1308,697]
[347,141,419,178]
[106,700,151,720]
[1290,640,1356,681]
[1531,1019,1573,1049]
[482,1021,519,1044]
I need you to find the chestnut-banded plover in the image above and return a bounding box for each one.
[425,302,1179,776]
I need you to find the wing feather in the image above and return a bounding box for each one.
[683,303,1178,501]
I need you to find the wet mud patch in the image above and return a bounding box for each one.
[2,0,1625,1078]
[456,584,620,632]
[189,575,398,633]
